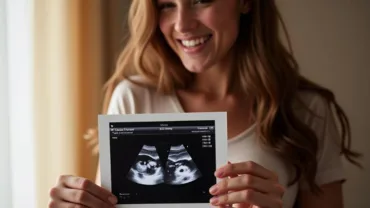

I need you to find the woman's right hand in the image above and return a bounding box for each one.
[49,175,118,208]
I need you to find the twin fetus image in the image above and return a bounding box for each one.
[127,144,202,186]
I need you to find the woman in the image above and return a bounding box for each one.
[48,0,361,207]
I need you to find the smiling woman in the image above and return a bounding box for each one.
[49,0,363,208]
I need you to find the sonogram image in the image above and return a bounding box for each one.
[164,144,202,185]
[126,145,164,185]
[127,144,202,186]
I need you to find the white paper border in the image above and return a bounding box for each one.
[98,112,227,208]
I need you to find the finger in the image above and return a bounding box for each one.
[58,175,117,205]
[49,200,89,208]
[223,165,239,208]
[226,170,238,192]
[216,204,233,208]
[50,187,113,208]
[227,161,238,178]
[210,189,283,208]
[215,162,238,185]
[218,203,251,208]
[231,203,251,208]
[215,161,278,181]
[210,174,284,196]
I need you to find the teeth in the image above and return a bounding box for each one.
[181,35,210,47]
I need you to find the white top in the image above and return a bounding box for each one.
[106,76,345,208]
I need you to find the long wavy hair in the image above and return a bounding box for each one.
[88,0,362,193]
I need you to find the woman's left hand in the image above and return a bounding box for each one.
[209,161,285,208]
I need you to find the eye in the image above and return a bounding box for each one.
[158,2,175,11]
[193,0,213,4]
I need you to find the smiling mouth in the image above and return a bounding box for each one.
[178,35,212,48]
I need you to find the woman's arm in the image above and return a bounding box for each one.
[297,181,343,208]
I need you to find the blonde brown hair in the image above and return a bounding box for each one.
[97,0,361,193]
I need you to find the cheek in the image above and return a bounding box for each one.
[225,23,239,45]
[203,9,240,44]
[220,19,239,50]
[158,20,168,37]
[158,15,172,38]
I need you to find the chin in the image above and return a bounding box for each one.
[181,59,213,74]
[183,65,208,74]
[185,67,206,74]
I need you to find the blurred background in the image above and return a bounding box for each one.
[0,0,369,207]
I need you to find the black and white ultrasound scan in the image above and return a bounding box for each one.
[98,113,227,207]
[109,120,216,204]
[126,144,202,186]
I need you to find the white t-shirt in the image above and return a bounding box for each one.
[106,76,345,208]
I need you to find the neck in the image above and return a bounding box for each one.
[191,53,237,99]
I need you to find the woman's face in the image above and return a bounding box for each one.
[157,0,246,73]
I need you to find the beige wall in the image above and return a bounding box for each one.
[277,1,370,207]
[34,1,107,207]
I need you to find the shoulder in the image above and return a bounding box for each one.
[293,90,332,122]
[107,75,177,114]
[107,75,155,114]
[112,75,153,96]
[296,90,329,111]
[292,90,341,143]
[294,91,346,189]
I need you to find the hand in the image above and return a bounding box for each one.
[49,175,117,208]
[209,161,285,208]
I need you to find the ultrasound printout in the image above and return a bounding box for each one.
[109,120,217,204]
[99,113,228,208]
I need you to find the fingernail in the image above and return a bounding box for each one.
[210,196,219,205]
[108,196,117,204]
[209,185,218,194]
[215,170,224,178]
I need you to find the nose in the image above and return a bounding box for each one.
[174,8,198,33]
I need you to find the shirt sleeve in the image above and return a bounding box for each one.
[299,94,346,190]
[106,85,125,115]
[106,80,136,115]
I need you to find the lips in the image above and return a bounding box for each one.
[178,35,212,48]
